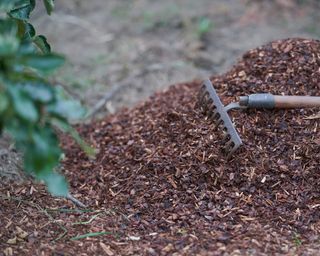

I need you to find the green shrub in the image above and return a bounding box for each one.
[0,0,93,196]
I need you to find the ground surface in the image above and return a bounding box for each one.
[33,0,320,110]
[1,0,320,178]
[1,1,320,255]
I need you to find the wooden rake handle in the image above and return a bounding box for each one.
[239,94,320,109]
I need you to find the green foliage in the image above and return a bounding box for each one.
[0,0,93,196]
[197,17,213,38]
[43,0,54,15]
[293,232,302,247]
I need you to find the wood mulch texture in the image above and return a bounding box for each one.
[1,38,320,255]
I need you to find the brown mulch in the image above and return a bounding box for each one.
[1,38,320,255]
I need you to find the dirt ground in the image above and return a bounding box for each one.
[1,0,320,255]
[33,0,320,111]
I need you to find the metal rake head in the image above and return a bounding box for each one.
[198,79,242,159]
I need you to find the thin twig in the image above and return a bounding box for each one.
[85,61,184,119]
[45,208,97,213]
[0,194,68,241]
[85,70,143,119]
[71,213,101,225]
[304,112,320,120]
[70,231,114,241]
[85,83,125,118]
[66,193,87,208]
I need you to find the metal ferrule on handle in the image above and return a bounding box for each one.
[239,94,320,109]
[239,94,275,109]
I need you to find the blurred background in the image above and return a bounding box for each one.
[32,0,320,114]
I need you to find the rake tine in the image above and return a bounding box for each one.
[222,131,231,143]
[197,79,243,159]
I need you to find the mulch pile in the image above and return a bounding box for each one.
[1,38,320,255]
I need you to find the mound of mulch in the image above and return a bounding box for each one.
[1,38,320,255]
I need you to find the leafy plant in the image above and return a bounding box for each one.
[0,0,93,196]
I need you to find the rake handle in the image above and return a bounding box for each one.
[239,94,320,109]
[274,95,320,108]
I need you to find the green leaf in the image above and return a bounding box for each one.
[20,53,65,74]
[43,0,54,15]
[17,41,37,55]
[39,172,68,196]
[0,93,9,113]
[9,0,36,21]
[0,36,19,56]
[47,86,86,120]
[8,85,38,121]
[197,17,213,36]
[33,35,51,53]
[0,19,17,34]
[65,124,96,157]
[22,81,53,103]
[0,19,19,56]
[23,127,61,171]
[70,231,112,241]
[0,0,19,12]
[22,22,35,41]
[52,118,96,157]
[5,117,30,142]
[47,99,86,120]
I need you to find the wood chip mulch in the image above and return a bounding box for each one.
[1,38,320,255]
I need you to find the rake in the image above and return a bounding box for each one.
[198,79,320,159]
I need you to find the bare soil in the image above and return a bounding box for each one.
[32,0,320,110]
[1,1,320,255]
